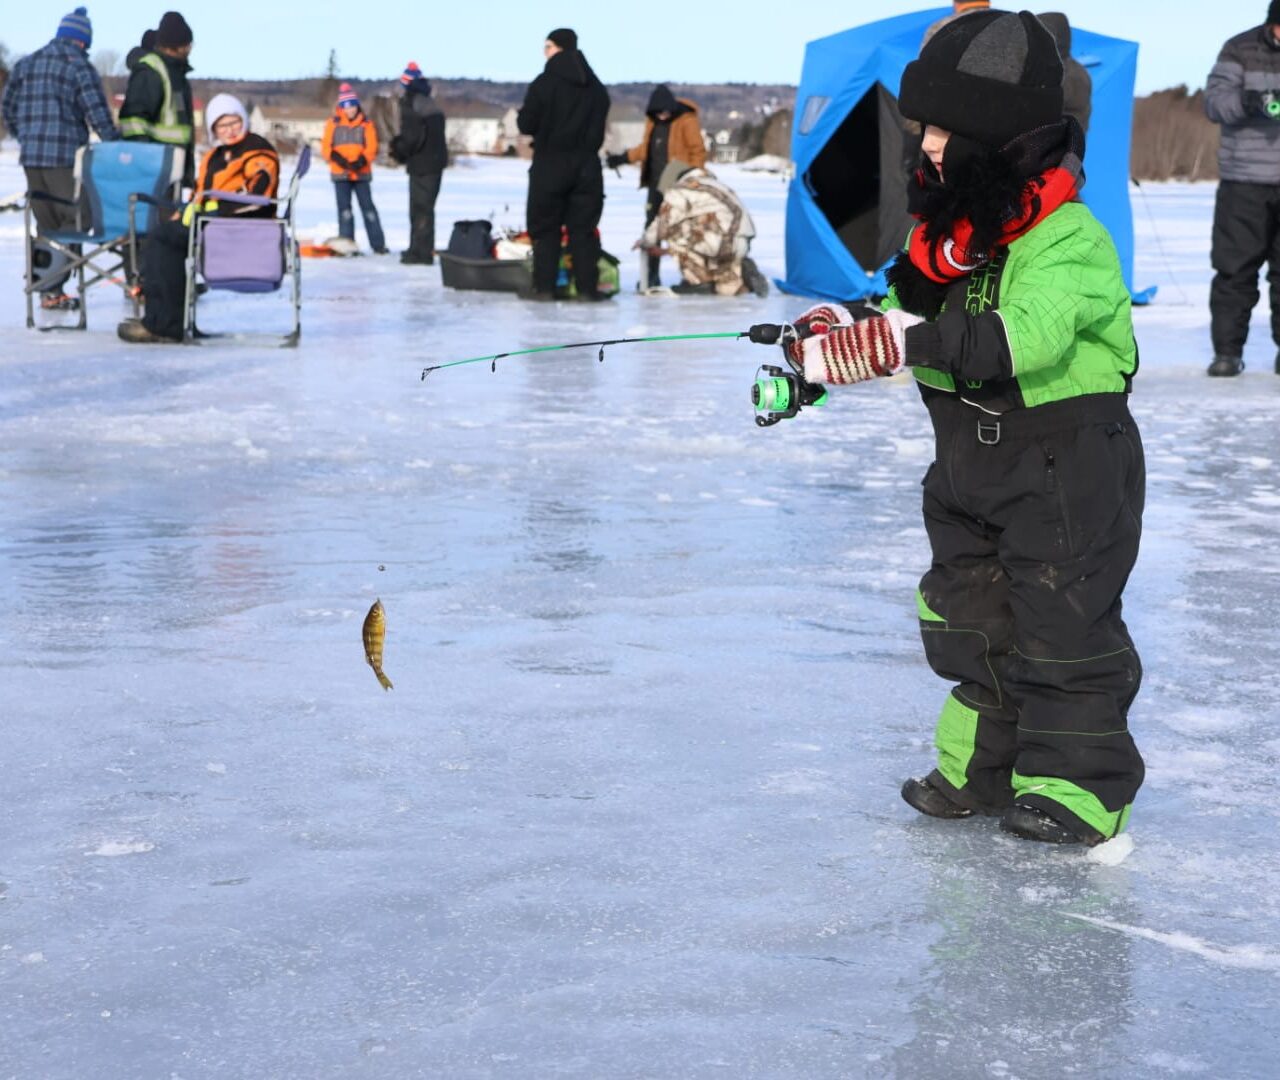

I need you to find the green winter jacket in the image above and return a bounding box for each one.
[887,201,1136,410]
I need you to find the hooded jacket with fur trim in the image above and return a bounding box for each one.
[884,138,1136,411]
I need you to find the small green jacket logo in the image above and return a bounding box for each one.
[966,262,1000,316]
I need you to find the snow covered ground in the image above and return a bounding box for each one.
[1,150,1278,1078]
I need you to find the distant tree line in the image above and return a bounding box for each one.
[0,36,1231,183]
[1130,86,1219,181]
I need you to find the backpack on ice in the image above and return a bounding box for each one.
[446,220,494,259]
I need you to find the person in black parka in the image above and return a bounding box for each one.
[516,28,611,300]
[391,62,447,265]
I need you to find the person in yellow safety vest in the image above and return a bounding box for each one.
[119,11,195,188]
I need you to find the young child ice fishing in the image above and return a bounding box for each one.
[785,9,1145,845]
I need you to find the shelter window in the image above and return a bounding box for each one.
[798,95,830,136]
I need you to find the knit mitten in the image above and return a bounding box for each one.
[790,302,856,339]
[794,309,924,385]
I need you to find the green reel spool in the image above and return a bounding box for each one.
[752,365,828,426]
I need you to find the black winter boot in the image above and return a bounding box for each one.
[1000,802,1102,846]
[1274,348,1280,374]
[1207,354,1244,376]
[671,280,716,295]
[742,257,770,298]
[901,775,974,819]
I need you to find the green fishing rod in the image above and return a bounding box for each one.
[419,324,829,427]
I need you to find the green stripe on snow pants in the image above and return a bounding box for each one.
[916,393,1146,839]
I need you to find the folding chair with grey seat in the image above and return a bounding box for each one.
[182,145,310,346]
[23,140,182,330]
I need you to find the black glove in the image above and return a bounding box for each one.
[388,136,405,164]
[605,152,628,169]
[329,153,348,169]
[1243,90,1280,119]
[348,155,369,172]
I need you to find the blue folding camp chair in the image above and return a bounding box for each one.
[24,140,183,330]
[179,145,311,346]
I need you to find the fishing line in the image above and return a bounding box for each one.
[1130,177,1193,307]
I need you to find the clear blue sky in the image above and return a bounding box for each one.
[2,1,1259,93]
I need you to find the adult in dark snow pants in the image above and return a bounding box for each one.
[781,11,1145,846]
[1204,2,1280,376]
[516,28,611,301]
[391,63,447,265]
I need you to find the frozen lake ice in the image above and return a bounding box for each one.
[1,151,1278,1078]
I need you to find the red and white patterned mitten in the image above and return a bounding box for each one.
[780,303,856,374]
[795,309,924,385]
[790,302,856,339]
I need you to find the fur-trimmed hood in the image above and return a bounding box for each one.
[887,118,1083,318]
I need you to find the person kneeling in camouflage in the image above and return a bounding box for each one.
[637,161,769,297]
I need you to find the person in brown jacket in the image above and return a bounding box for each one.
[606,85,706,288]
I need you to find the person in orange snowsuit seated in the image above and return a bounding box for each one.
[320,82,386,253]
[118,92,279,343]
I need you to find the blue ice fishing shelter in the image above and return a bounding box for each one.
[781,9,1151,302]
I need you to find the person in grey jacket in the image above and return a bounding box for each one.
[1204,2,1280,376]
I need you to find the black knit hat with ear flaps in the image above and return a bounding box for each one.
[899,9,1064,148]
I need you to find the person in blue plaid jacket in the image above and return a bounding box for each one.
[1,7,120,309]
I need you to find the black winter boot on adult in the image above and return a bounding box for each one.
[901,775,974,819]
[1207,354,1244,376]
[1000,802,1103,846]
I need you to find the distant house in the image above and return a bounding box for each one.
[497,108,533,158]
[259,104,332,150]
[248,105,268,140]
[712,129,741,165]
[445,116,502,155]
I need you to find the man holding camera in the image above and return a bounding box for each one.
[1204,2,1280,376]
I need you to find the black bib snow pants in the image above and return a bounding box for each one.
[917,391,1146,841]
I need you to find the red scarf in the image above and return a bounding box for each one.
[907,125,1084,285]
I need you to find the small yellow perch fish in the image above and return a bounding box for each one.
[361,598,393,690]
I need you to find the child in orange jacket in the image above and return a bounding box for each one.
[320,83,387,254]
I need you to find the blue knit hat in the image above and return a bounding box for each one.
[337,82,360,109]
[401,61,423,87]
[56,7,92,48]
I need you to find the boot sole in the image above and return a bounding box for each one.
[901,777,974,820]
[999,804,1094,845]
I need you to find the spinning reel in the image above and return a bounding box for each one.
[747,323,828,427]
